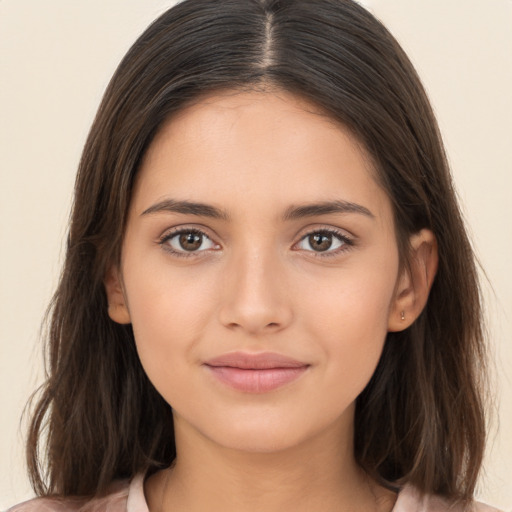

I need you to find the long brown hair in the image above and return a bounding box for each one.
[27,0,487,502]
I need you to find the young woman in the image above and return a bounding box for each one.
[9,0,501,511]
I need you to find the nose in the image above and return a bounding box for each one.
[218,249,293,335]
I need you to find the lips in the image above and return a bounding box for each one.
[203,352,309,393]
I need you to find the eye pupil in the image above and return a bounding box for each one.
[179,232,202,251]
[309,233,332,251]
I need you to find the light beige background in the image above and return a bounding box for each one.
[1,0,511,509]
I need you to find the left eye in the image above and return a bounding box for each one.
[296,231,347,252]
[165,230,216,253]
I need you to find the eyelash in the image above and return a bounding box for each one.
[294,228,354,257]
[157,227,354,258]
[158,228,218,258]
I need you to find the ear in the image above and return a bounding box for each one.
[388,229,438,332]
[104,266,131,325]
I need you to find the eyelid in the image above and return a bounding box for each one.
[157,225,221,257]
[293,226,355,256]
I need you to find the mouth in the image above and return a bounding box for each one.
[203,352,310,393]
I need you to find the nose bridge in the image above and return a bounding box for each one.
[218,241,292,334]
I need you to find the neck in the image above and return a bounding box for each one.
[146,413,396,512]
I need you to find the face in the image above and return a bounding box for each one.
[107,89,411,454]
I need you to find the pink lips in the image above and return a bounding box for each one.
[204,352,309,393]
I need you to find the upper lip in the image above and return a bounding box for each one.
[204,351,308,370]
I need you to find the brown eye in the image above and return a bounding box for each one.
[179,232,203,251]
[164,229,216,253]
[296,230,349,254]
[308,233,333,252]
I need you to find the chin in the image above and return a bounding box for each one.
[191,408,340,456]
[213,427,307,454]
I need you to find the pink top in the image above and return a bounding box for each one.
[7,474,502,512]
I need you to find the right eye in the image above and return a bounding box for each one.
[159,228,218,255]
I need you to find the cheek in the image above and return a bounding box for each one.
[299,263,398,391]
[300,255,397,332]
[123,261,218,391]
[126,251,218,329]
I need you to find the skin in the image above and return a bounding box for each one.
[106,89,438,512]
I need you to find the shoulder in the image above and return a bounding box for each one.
[6,475,147,512]
[394,484,504,512]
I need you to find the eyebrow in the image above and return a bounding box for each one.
[141,198,374,221]
[141,199,229,220]
[283,200,374,220]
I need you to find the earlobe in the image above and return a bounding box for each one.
[388,229,438,332]
[104,266,131,325]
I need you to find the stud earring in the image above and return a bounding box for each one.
[400,311,405,321]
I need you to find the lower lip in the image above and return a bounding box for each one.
[205,365,308,393]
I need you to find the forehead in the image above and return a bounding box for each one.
[133,89,391,224]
